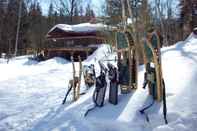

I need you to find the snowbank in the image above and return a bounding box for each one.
[38,57,69,65]
[84,44,112,63]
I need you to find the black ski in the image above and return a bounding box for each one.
[162,79,168,124]
[107,63,118,105]
[84,105,97,117]
[62,84,72,104]
[139,98,155,123]
[140,79,168,124]
[62,86,86,105]
[84,61,107,117]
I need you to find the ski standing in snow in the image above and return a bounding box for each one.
[84,61,108,116]
[107,62,118,105]
[62,56,82,104]
[141,25,168,124]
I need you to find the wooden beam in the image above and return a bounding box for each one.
[46,36,106,40]
[46,47,94,52]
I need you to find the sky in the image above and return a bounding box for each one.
[40,0,179,17]
[40,0,105,16]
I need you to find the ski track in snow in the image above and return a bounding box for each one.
[0,36,197,131]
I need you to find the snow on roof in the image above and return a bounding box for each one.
[48,23,111,34]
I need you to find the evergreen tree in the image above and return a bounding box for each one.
[0,1,7,53]
[47,3,55,28]
[59,8,66,23]
[48,3,54,17]
[1,0,29,55]
[28,1,44,51]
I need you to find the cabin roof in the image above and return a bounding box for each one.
[46,23,115,40]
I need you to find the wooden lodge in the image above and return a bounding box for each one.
[45,23,112,61]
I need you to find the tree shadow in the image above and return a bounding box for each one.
[162,41,184,54]
[29,88,95,131]
[130,95,162,131]
[23,59,39,65]
[85,90,137,120]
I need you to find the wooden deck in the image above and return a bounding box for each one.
[44,47,97,61]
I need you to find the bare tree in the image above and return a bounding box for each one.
[154,0,169,46]
[14,0,22,56]
[54,0,82,23]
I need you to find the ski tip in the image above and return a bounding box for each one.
[84,112,88,117]
[139,110,144,114]
[80,92,86,95]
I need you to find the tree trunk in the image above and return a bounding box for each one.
[14,0,22,56]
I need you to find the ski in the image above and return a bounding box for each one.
[62,56,84,104]
[125,31,138,89]
[71,56,76,101]
[144,32,168,124]
[146,34,163,101]
[84,105,97,117]
[62,88,86,104]
[162,79,168,124]
[62,84,72,104]
[84,61,107,117]
[77,56,82,100]
[139,98,155,123]
[107,63,118,105]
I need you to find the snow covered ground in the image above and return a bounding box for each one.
[0,34,197,131]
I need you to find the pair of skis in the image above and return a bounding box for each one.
[62,56,82,104]
[84,61,109,117]
[116,32,138,93]
[140,33,168,124]
[84,61,120,117]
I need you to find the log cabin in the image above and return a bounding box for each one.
[45,23,114,61]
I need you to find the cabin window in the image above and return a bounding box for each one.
[66,40,74,46]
